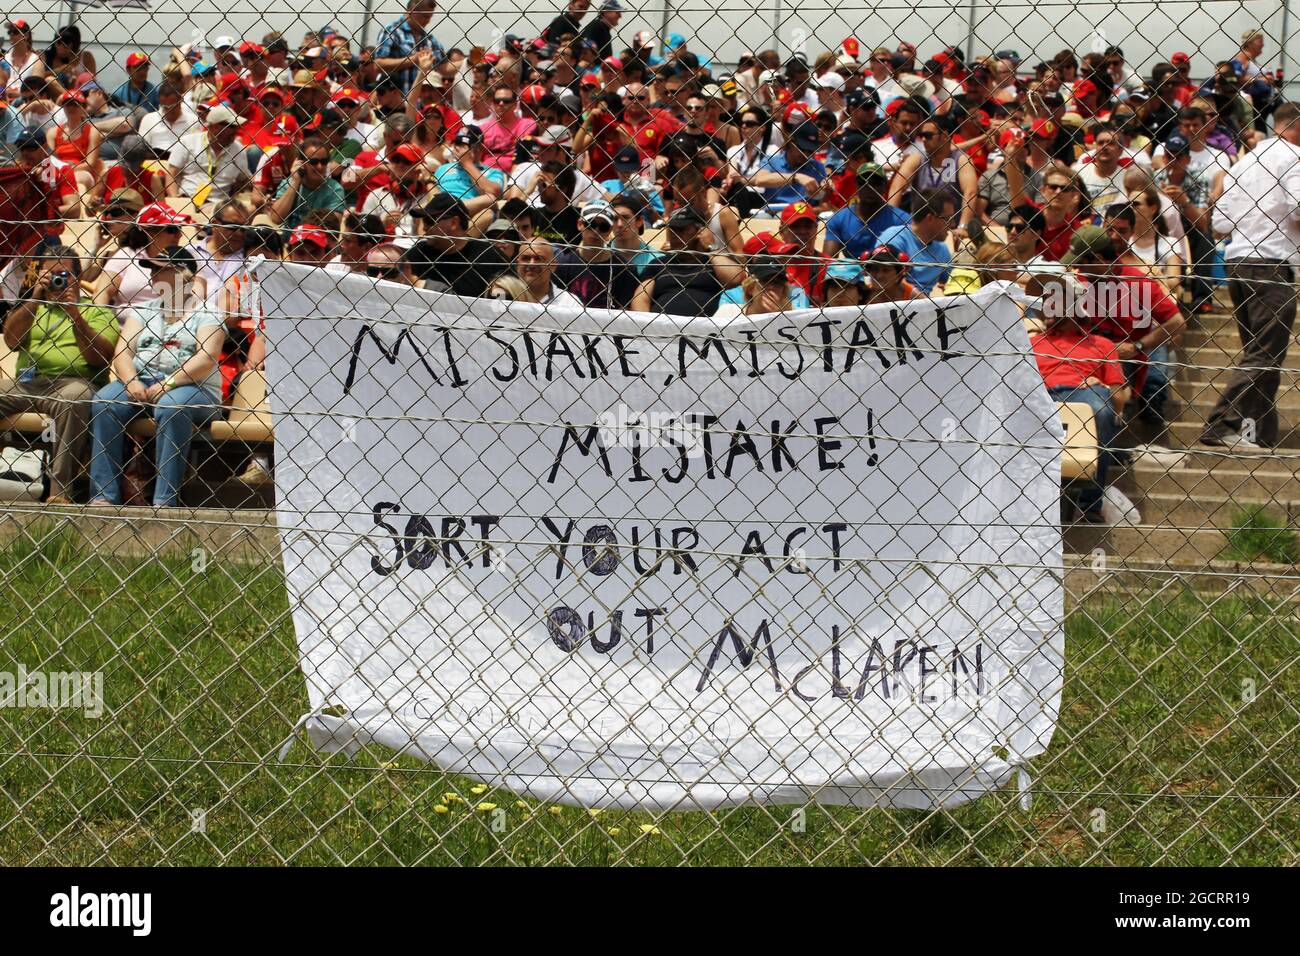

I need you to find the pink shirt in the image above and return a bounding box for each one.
[478,111,536,172]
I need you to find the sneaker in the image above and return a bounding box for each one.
[1201,432,1264,451]
[1101,487,1142,526]
[238,459,274,485]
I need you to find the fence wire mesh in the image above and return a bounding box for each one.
[0,1,1298,866]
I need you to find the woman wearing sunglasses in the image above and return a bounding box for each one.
[94,202,196,309]
[82,188,148,286]
[88,247,224,508]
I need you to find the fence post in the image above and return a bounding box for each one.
[360,0,374,49]
[965,0,979,62]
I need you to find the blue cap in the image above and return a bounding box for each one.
[1163,131,1190,156]
[192,60,215,76]
[826,259,865,284]
[666,32,686,50]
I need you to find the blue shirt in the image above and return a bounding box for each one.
[433,162,506,201]
[757,152,827,207]
[600,178,665,220]
[717,284,810,308]
[375,16,446,92]
[876,223,953,293]
[825,203,911,260]
[113,80,159,111]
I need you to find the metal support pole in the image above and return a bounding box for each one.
[361,0,375,49]
[660,0,673,47]
[1281,0,1293,100]
[773,1,782,58]
[965,0,978,63]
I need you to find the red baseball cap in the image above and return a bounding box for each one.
[520,84,550,105]
[742,232,799,256]
[260,83,286,100]
[1170,52,1190,65]
[137,203,192,228]
[885,99,904,117]
[60,89,87,105]
[842,38,860,59]
[579,74,601,87]
[332,87,364,105]
[1074,78,1099,99]
[391,143,424,164]
[780,201,818,226]
[1031,117,1058,139]
[602,56,624,71]
[125,52,149,69]
[239,41,265,57]
[289,225,329,249]
[782,101,814,124]
[218,72,247,95]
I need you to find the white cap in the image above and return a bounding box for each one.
[213,35,236,49]
[815,72,845,90]
[204,104,246,126]
[759,69,780,85]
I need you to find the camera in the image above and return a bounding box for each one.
[49,272,70,291]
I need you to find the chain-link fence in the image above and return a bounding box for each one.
[0,2,1297,867]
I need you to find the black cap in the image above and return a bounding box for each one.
[845,87,879,110]
[144,246,198,275]
[15,127,44,151]
[613,144,641,172]
[452,125,483,147]
[666,205,707,229]
[790,121,820,152]
[832,130,873,159]
[413,191,470,222]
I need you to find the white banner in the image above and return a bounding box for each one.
[261,263,1064,810]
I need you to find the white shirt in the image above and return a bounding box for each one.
[185,241,245,304]
[539,284,584,309]
[726,140,778,178]
[1073,160,1129,209]
[168,133,254,208]
[511,160,604,205]
[1213,135,1300,262]
[138,105,201,155]
[863,75,904,107]
[105,247,156,306]
[871,134,923,173]
[1154,141,1232,178]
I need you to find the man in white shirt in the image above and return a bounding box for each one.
[1201,103,1300,449]
[137,81,200,157]
[517,237,583,308]
[166,105,254,213]
[507,125,603,206]
[1074,122,1129,208]
[862,47,904,108]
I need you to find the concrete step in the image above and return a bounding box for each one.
[1116,461,1300,500]
[1129,491,1300,528]
[1179,343,1300,372]
[1064,524,1236,565]
[1167,420,1300,450]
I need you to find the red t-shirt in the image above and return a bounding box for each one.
[104,164,165,202]
[36,158,77,237]
[786,250,830,306]
[348,148,391,210]
[1037,213,1086,262]
[1086,265,1181,344]
[243,110,299,151]
[254,145,293,194]
[1032,328,1124,390]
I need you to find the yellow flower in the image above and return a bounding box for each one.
[476,802,497,812]
[638,824,661,835]
[548,806,563,816]
[442,792,464,804]
[470,785,488,795]
[607,827,622,836]
[514,801,529,810]
[588,808,603,818]
[433,805,449,814]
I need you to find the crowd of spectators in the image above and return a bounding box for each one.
[0,4,1296,518]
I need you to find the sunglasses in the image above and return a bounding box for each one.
[104,206,133,217]
[305,158,329,166]
[494,97,516,105]
[916,131,938,140]
[1007,221,1027,232]
[740,119,762,127]
[582,218,613,232]
[1040,182,1066,193]
[367,266,405,279]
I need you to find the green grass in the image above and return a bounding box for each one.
[1222,506,1300,565]
[1,521,1297,865]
